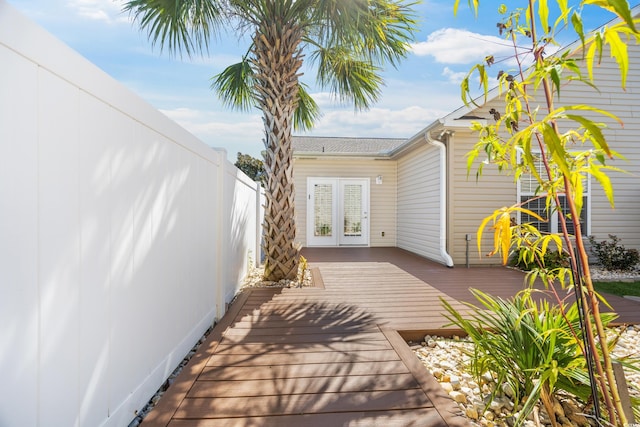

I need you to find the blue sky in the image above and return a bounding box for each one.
[8,0,617,160]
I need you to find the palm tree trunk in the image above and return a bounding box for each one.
[252,18,304,281]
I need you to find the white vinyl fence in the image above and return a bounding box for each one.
[0,2,263,426]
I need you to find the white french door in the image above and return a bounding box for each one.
[307,178,369,246]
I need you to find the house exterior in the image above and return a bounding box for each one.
[293,12,640,268]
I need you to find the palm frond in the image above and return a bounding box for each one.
[211,59,256,112]
[310,0,419,67]
[314,46,383,111]
[123,0,225,57]
[293,83,321,131]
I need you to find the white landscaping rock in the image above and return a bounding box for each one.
[466,406,480,420]
[449,375,461,390]
[412,323,640,427]
[450,391,468,404]
[441,382,454,393]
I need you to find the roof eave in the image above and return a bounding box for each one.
[293,151,394,159]
[389,118,485,158]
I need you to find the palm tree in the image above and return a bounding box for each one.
[124,0,418,280]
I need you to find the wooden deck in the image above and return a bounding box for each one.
[141,248,640,427]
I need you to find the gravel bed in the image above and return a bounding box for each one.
[590,266,640,282]
[413,325,639,427]
[237,265,313,290]
[411,267,639,427]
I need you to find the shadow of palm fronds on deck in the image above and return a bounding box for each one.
[175,287,452,426]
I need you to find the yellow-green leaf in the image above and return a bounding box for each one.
[585,0,637,32]
[477,214,493,256]
[475,64,489,103]
[565,114,613,156]
[461,76,470,106]
[496,211,512,265]
[466,149,479,178]
[514,206,546,222]
[538,0,549,34]
[541,124,571,178]
[454,0,479,17]
[554,104,621,125]
[590,164,615,207]
[585,32,604,81]
[557,0,569,14]
[604,27,629,89]
[571,179,584,221]
[550,67,561,97]
[541,234,562,255]
[571,11,585,48]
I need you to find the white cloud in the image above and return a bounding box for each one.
[160,107,265,158]
[311,92,342,108]
[66,0,129,24]
[442,67,468,84]
[306,105,449,139]
[411,28,514,65]
[157,104,453,159]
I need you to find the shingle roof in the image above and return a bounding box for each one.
[292,136,407,156]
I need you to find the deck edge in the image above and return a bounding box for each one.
[381,326,471,427]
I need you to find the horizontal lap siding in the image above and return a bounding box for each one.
[575,43,640,249]
[450,125,515,266]
[397,144,442,262]
[448,41,640,264]
[294,158,397,247]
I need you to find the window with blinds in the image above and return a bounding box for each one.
[313,184,333,237]
[343,184,362,236]
[518,152,589,236]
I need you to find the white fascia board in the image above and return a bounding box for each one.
[293,152,392,159]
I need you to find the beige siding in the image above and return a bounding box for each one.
[397,143,443,262]
[292,39,640,261]
[562,43,640,249]
[447,41,640,264]
[449,126,516,266]
[293,158,397,247]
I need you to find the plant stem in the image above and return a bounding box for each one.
[524,2,624,424]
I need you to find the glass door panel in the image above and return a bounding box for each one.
[342,184,362,236]
[307,178,368,246]
[313,184,333,237]
[339,180,368,245]
[307,179,337,246]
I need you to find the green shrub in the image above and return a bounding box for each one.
[588,234,639,271]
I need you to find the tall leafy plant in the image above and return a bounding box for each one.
[456,1,639,425]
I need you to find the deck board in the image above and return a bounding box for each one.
[198,360,412,381]
[205,349,399,366]
[187,374,421,398]
[141,247,640,427]
[166,408,450,427]
[174,389,434,418]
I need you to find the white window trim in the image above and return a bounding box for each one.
[516,151,591,236]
